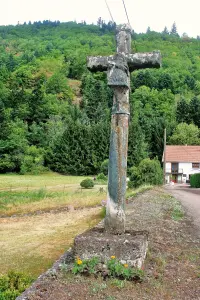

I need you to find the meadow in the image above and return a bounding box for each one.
[0,172,105,276]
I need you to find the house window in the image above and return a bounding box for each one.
[192,163,200,169]
[183,174,186,177]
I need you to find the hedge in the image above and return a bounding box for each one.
[190,173,200,188]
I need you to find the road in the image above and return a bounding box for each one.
[165,184,200,235]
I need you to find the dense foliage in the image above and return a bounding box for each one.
[128,158,163,188]
[80,178,94,189]
[190,173,200,188]
[0,271,33,300]
[0,20,200,175]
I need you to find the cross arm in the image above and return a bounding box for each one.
[87,55,113,72]
[127,51,161,72]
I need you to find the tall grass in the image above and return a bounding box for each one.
[0,187,105,216]
[0,172,88,189]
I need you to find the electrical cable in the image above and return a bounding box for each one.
[122,0,131,27]
[104,0,115,23]
[121,0,138,52]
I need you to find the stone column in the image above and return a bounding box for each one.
[105,25,131,234]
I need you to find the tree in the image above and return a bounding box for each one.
[170,22,178,35]
[20,146,45,174]
[169,123,200,145]
[162,26,169,35]
[157,73,174,92]
[48,120,110,175]
[146,26,151,34]
[189,96,200,128]
[81,74,111,122]
[176,97,190,124]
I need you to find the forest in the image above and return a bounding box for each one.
[0,20,200,175]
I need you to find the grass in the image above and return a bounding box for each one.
[0,173,107,216]
[0,172,104,277]
[171,203,184,221]
[126,184,153,199]
[0,173,156,279]
[0,208,102,277]
[0,188,105,216]
[0,172,88,190]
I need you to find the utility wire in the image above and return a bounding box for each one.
[121,0,137,52]
[122,0,131,27]
[104,0,115,23]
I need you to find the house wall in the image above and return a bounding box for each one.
[165,162,200,183]
[179,162,200,181]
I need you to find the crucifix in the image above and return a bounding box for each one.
[87,24,161,234]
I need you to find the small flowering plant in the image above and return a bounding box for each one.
[72,256,100,275]
[71,255,144,281]
[107,256,144,280]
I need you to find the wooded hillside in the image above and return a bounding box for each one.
[0,20,200,175]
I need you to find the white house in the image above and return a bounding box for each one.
[163,145,200,183]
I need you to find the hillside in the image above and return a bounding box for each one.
[0,20,200,175]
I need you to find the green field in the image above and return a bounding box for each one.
[0,172,106,216]
[0,172,105,276]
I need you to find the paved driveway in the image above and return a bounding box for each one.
[165,184,200,235]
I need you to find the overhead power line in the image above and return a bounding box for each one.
[104,0,115,23]
[122,0,131,27]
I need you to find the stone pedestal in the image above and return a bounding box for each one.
[74,228,148,268]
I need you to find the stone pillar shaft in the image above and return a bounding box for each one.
[105,86,130,234]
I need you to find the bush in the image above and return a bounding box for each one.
[20,146,46,175]
[190,173,200,188]
[100,159,109,176]
[0,271,34,300]
[128,166,141,188]
[96,173,107,181]
[80,178,94,189]
[128,158,163,188]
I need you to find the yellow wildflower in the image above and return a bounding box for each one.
[124,264,128,268]
[111,256,116,259]
[76,259,83,265]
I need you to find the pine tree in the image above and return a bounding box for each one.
[146,26,151,34]
[189,96,200,128]
[162,26,169,34]
[170,22,178,35]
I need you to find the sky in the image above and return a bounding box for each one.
[0,0,199,37]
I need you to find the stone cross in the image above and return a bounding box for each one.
[87,24,161,234]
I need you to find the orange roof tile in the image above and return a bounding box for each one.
[164,146,200,162]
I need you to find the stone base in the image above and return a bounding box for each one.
[74,228,148,268]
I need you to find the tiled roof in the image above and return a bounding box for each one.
[165,146,200,162]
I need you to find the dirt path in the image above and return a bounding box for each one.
[165,184,200,236]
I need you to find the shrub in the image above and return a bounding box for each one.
[96,173,107,181]
[128,166,141,188]
[0,271,34,300]
[190,173,200,188]
[100,159,109,176]
[128,158,163,188]
[80,178,94,189]
[20,146,46,175]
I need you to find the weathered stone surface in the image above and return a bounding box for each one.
[127,51,161,71]
[74,228,148,268]
[116,24,132,55]
[107,54,129,87]
[87,55,110,72]
[105,111,129,234]
[87,24,161,233]
[87,51,161,76]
